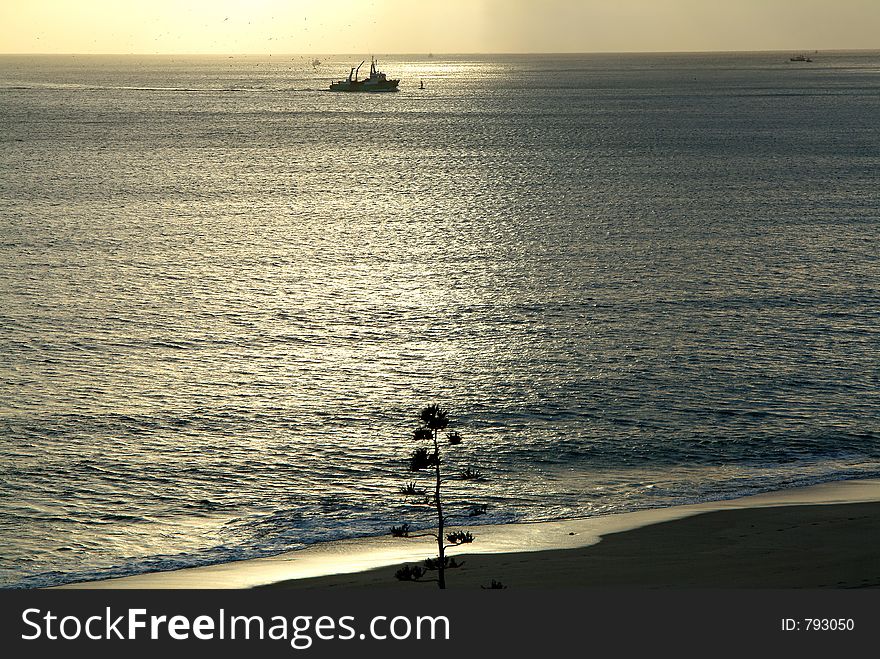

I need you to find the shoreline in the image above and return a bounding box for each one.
[56,477,880,589]
[265,500,880,589]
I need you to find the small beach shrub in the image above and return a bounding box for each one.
[395,564,425,581]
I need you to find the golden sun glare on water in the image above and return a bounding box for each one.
[1,0,878,55]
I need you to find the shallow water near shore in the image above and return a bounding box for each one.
[58,479,880,588]
[2,52,879,588]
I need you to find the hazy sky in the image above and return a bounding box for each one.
[2,0,878,54]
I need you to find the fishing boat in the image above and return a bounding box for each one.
[789,54,813,62]
[329,58,399,92]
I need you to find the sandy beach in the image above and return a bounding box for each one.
[265,501,880,589]
[59,478,880,589]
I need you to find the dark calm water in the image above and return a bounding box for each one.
[1,52,879,588]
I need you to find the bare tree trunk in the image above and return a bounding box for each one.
[434,428,445,589]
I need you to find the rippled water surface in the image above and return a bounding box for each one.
[1,53,879,587]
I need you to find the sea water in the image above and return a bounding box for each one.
[1,52,878,588]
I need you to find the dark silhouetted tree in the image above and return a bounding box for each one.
[391,404,484,589]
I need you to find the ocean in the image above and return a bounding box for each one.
[1,52,878,588]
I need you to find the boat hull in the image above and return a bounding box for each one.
[329,80,400,92]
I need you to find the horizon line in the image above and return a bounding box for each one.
[1,47,876,58]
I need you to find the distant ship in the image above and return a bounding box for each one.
[789,54,813,62]
[329,58,399,92]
